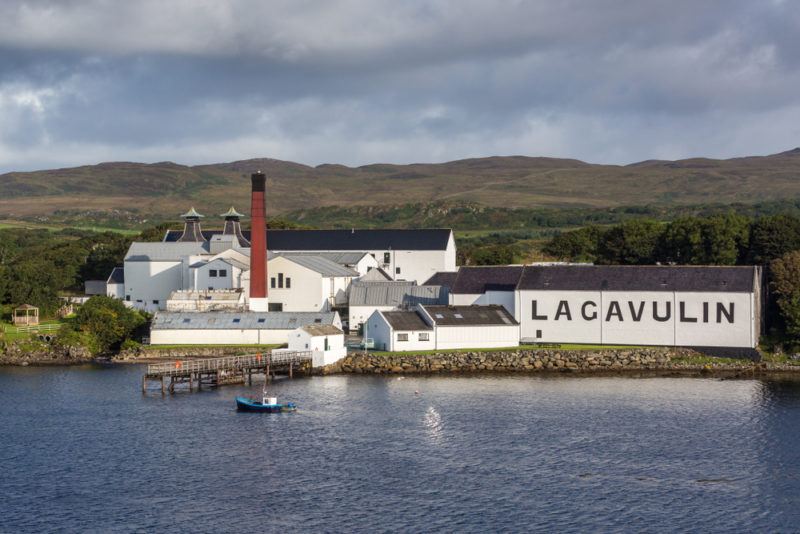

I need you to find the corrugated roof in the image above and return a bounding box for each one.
[421,305,519,326]
[164,228,453,251]
[107,267,124,284]
[300,324,343,336]
[151,311,339,330]
[277,254,359,277]
[349,282,448,307]
[451,266,525,294]
[125,242,208,261]
[516,265,758,292]
[422,271,458,288]
[382,311,433,331]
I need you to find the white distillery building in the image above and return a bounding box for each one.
[267,254,358,312]
[514,265,763,352]
[163,227,456,285]
[149,311,342,345]
[119,211,456,312]
[367,304,519,352]
[348,281,449,333]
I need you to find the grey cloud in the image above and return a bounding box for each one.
[0,0,798,172]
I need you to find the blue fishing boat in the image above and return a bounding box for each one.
[236,392,297,413]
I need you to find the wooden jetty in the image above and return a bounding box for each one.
[142,351,312,393]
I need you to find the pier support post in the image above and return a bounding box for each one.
[160,376,165,395]
[142,375,146,393]
[289,363,293,379]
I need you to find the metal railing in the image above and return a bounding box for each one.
[4,323,61,334]
[146,351,313,377]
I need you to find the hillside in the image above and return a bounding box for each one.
[1,150,800,222]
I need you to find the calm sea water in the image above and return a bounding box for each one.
[2,365,800,533]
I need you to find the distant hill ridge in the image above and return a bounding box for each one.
[1,149,800,218]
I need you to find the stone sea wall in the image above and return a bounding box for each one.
[324,347,704,375]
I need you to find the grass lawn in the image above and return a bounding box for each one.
[1,319,65,342]
[143,344,282,351]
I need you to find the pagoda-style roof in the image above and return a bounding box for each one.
[180,207,204,219]
[220,206,245,219]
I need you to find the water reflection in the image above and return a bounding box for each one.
[2,367,800,532]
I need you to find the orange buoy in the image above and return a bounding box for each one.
[175,361,182,369]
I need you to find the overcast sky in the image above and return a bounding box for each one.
[0,0,798,173]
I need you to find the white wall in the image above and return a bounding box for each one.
[124,260,183,312]
[434,325,519,350]
[451,291,515,315]
[516,289,756,348]
[349,305,396,333]
[193,259,241,291]
[354,254,379,276]
[365,310,435,352]
[287,329,347,366]
[107,282,124,299]
[150,328,298,345]
[267,256,324,312]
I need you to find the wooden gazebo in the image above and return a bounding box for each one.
[13,304,39,326]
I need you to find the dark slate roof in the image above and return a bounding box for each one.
[451,266,524,294]
[422,271,458,288]
[164,228,452,251]
[107,267,124,284]
[421,305,519,326]
[382,311,433,331]
[516,265,758,292]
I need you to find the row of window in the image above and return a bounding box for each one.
[209,269,228,278]
[271,273,291,289]
[397,333,429,342]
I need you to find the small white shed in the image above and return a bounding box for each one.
[366,309,436,352]
[287,324,347,367]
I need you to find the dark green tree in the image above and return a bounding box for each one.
[597,219,662,265]
[770,251,800,343]
[748,215,800,264]
[73,296,147,352]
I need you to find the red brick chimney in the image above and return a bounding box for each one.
[249,172,268,311]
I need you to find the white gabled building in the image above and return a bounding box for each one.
[284,324,347,367]
[267,254,358,313]
[366,309,436,352]
[367,304,519,352]
[106,267,125,299]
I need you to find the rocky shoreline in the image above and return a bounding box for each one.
[319,347,800,378]
[4,343,800,379]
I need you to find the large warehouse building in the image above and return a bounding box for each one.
[515,265,763,353]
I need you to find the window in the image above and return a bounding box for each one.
[395,267,401,274]
[419,332,429,341]
[232,318,241,324]
[136,299,143,303]
[536,329,542,339]
[454,313,463,319]
[397,333,409,342]
[278,273,284,288]
[268,303,283,312]
[286,277,291,289]
[183,318,191,324]
[435,313,444,319]
[153,300,159,305]
[257,318,266,323]
[324,337,329,351]
[125,295,131,301]
[271,277,276,289]
[314,318,322,323]
[384,252,391,264]
[209,269,218,277]
[219,269,227,277]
